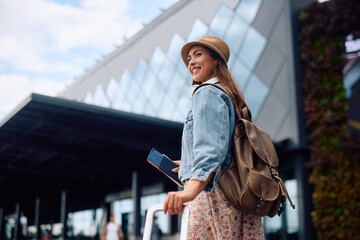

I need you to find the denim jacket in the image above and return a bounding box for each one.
[178,84,235,191]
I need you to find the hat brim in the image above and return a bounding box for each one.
[181,40,228,67]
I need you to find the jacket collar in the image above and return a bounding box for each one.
[187,77,219,99]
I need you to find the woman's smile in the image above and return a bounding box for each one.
[187,45,217,83]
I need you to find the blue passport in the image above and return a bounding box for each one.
[147,148,183,187]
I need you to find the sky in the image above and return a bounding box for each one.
[0,0,178,121]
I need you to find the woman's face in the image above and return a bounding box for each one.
[187,45,217,83]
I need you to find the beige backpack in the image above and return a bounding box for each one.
[195,83,295,217]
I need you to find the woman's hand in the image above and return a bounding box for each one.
[172,160,181,173]
[163,172,215,215]
[162,155,181,173]
[163,189,196,215]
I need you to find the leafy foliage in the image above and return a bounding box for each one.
[299,0,360,239]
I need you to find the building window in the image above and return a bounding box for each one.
[186,19,208,42]
[235,0,263,24]
[209,4,234,38]
[224,14,248,57]
[243,74,269,118]
[238,27,267,70]
[229,57,251,90]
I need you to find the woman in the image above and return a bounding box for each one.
[163,36,264,239]
[100,215,124,240]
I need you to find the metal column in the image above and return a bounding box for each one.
[14,203,20,240]
[60,191,67,240]
[34,198,41,240]
[132,171,141,239]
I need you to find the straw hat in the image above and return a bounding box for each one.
[181,35,230,67]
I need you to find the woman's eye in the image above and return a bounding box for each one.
[196,53,201,57]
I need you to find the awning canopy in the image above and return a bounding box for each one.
[0,93,183,223]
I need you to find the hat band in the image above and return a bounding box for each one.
[198,39,227,62]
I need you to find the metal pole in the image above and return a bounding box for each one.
[14,203,20,240]
[60,191,67,240]
[132,171,141,239]
[34,198,41,240]
[143,204,189,240]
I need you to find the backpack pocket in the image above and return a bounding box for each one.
[240,170,280,216]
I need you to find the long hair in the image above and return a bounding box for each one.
[206,47,251,120]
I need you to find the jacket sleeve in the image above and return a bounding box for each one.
[191,86,232,191]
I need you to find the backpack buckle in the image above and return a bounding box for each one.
[255,198,266,212]
[278,201,286,216]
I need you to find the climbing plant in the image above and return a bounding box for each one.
[299,0,360,239]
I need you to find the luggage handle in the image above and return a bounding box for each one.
[142,203,190,240]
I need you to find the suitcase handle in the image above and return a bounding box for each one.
[142,203,190,240]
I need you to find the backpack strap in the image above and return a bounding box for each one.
[241,106,251,122]
[264,151,295,210]
[272,175,296,210]
[193,83,251,122]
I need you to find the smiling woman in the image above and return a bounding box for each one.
[163,36,265,239]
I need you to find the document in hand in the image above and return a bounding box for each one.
[147,148,183,187]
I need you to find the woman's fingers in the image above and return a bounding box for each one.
[174,196,184,214]
[163,192,171,214]
[169,192,178,215]
[172,160,181,172]
[164,192,176,214]
[168,194,175,215]
[163,192,185,215]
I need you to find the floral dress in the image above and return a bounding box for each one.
[180,83,265,239]
[185,181,265,240]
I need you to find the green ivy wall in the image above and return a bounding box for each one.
[299,0,360,239]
